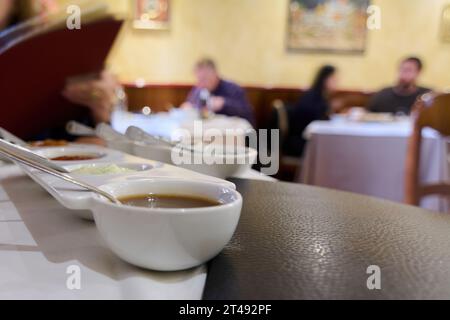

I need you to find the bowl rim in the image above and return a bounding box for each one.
[93,179,243,215]
[33,145,108,159]
[64,162,154,176]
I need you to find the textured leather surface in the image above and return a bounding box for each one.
[203,179,450,300]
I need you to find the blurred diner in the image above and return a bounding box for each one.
[181,58,255,126]
[284,65,339,157]
[368,56,432,115]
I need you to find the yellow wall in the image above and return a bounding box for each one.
[71,0,450,90]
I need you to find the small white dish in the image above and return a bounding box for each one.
[91,179,242,271]
[67,162,153,176]
[33,145,124,164]
[46,162,154,190]
[133,142,258,179]
[179,146,258,179]
[22,151,237,221]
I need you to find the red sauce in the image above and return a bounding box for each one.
[30,140,69,147]
[51,155,100,161]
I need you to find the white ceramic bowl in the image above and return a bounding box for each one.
[91,179,242,271]
[179,146,258,179]
[47,162,154,190]
[33,146,124,164]
[133,142,258,179]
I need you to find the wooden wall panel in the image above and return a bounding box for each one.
[124,84,374,129]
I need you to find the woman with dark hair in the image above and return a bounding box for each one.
[284,65,338,157]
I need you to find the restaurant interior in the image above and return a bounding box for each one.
[0,0,450,301]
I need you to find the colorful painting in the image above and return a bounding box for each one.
[133,0,170,30]
[287,0,370,53]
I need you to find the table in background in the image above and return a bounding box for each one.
[300,119,449,212]
[111,109,253,144]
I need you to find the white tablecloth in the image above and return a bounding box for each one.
[301,120,449,212]
[0,164,207,300]
[0,161,273,299]
[111,110,253,143]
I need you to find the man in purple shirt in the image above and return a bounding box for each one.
[182,58,255,126]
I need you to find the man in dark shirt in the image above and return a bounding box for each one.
[368,56,431,114]
[182,58,255,126]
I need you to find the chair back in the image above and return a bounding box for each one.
[405,93,450,206]
[271,99,290,143]
[417,94,450,136]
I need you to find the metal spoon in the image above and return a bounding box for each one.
[0,127,27,146]
[66,122,131,143]
[96,123,130,141]
[0,140,120,205]
[125,126,175,148]
[0,139,69,173]
[125,126,250,156]
[66,121,96,137]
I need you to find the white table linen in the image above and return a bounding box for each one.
[0,165,207,300]
[0,162,272,299]
[301,119,449,212]
[111,110,253,143]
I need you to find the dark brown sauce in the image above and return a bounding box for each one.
[51,155,100,161]
[119,194,221,209]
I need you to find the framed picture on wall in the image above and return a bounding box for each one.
[133,0,170,30]
[287,0,370,54]
[441,5,450,43]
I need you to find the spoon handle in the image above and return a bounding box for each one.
[0,139,70,173]
[0,127,27,146]
[0,143,120,205]
[96,123,128,141]
[66,121,96,137]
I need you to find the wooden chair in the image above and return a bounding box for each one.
[270,100,303,181]
[405,93,450,206]
[272,99,290,144]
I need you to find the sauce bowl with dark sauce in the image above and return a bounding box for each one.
[90,179,242,271]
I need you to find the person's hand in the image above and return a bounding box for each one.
[180,102,194,109]
[39,0,59,14]
[209,96,225,112]
[62,71,121,124]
